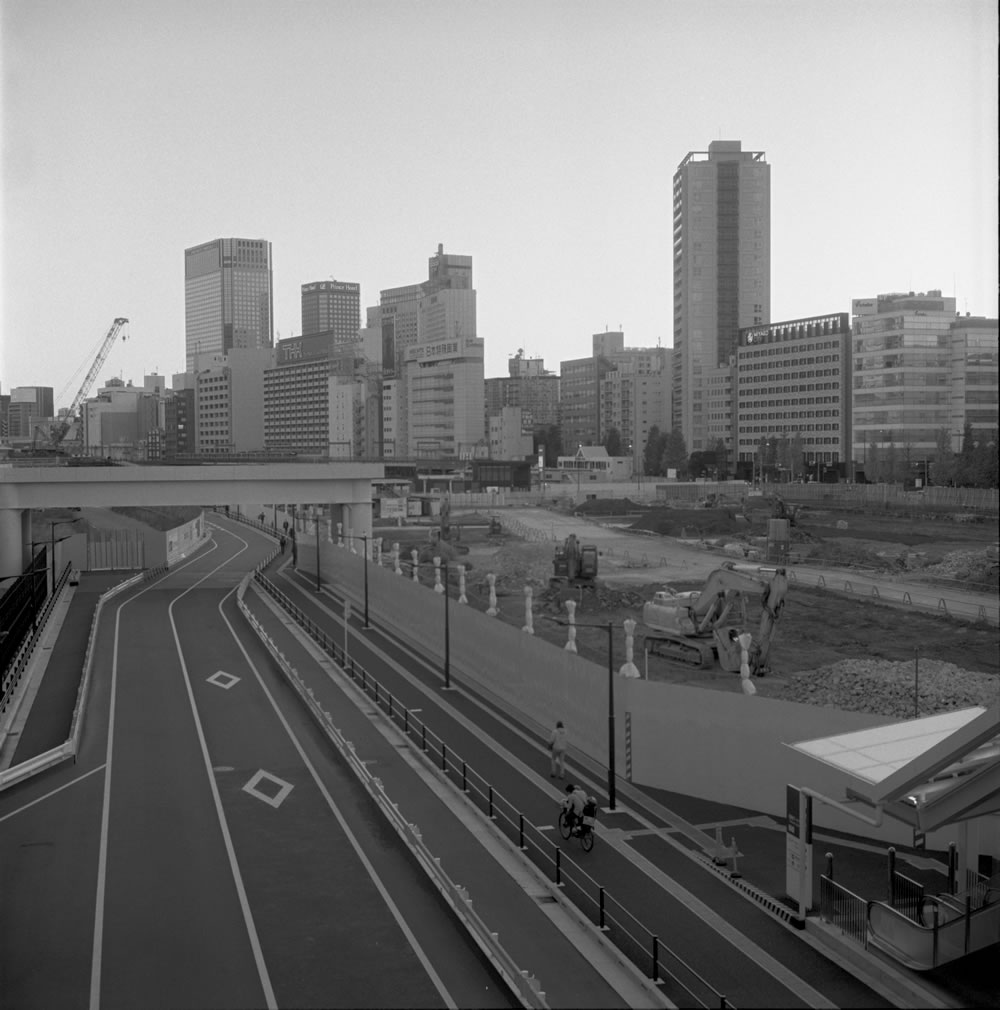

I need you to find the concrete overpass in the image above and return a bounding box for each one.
[0,462,383,573]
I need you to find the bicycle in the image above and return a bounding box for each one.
[558,803,596,852]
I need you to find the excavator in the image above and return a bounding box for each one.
[641,562,788,675]
[551,533,599,587]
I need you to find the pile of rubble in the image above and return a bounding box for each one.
[763,658,998,719]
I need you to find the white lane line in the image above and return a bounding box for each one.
[88,605,121,1010]
[216,590,458,1010]
[0,763,106,824]
[167,530,277,1009]
[89,535,271,1010]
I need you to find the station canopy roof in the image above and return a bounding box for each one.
[789,701,1000,833]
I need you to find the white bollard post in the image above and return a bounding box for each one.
[522,586,534,634]
[738,631,756,695]
[619,618,640,677]
[337,522,344,549]
[486,573,498,616]
[433,556,444,593]
[374,538,383,566]
[458,564,468,604]
[411,549,419,582]
[564,599,577,652]
[348,527,356,554]
[393,542,402,575]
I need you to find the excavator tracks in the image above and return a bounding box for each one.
[646,635,716,668]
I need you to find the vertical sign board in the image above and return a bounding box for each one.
[785,786,814,909]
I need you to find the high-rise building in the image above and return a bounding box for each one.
[735,313,851,479]
[366,244,483,458]
[673,141,770,452]
[184,238,273,370]
[852,291,997,473]
[301,280,361,341]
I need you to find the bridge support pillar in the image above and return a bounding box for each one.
[0,508,31,577]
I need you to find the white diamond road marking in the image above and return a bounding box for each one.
[242,770,294,809]
[207,670,240,690]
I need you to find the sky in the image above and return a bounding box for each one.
[2,0,997,410]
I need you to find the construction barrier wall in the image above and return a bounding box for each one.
[334,548,960,849]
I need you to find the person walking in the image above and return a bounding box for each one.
[548,720,568,778]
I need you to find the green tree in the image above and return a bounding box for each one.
[660,428,688,475]
[931,427,955,486]
[643,425,666,476]
[954,422,976,486]
[712,438,729,479]
[535,425,563,468]
[604,427,623,457]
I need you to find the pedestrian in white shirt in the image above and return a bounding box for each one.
[548,720,568,778]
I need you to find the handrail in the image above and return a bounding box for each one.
[250,567,733,1009]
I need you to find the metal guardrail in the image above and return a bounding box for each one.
[1,563,72,721]
[819,874,869,949]
[251,567,734,1009]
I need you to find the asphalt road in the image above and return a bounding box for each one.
[0,521,515,1010]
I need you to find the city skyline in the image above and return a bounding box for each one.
[2,1,997,405]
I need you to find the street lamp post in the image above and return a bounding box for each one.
[443,560,451,690]
[314,512,322,592]
[340,532,371,628]
[543,616,618,810]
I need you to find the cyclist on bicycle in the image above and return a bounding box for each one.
[562,784,588,834]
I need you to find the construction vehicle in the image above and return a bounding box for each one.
[44,317,129,453]
[641,562,788,675]
[770,496,800,526]
[551,534,598,587]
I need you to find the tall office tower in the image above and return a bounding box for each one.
[301,280,361,341]
[366,244,482,457]
[673,141,770,452]
[184,238,274,371]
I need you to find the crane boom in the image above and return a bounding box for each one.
[50,317,128,448]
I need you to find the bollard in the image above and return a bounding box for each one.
[374,681,379,706]
[519,813,526,850]
[488,785,495,820]
[556,847,562,887]
[599,886,607,930]
[441,742,447,773]
[462,761,467,793]
[404,708,409,735]
[651,935,660,983]
[388,692,393,719]
[826,852,834,881]
[422,724,427,751]
[948,842,957,894]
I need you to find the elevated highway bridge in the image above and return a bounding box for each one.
[0,461,383,575]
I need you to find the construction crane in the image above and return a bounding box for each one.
[46,317,129,451]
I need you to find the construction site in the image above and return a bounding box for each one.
[381,493,999,721]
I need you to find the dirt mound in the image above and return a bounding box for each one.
[575,498,646,515]
[629,508,750,538]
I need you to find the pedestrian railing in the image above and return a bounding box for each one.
[252,568,735,1009]
[819,874,869,949]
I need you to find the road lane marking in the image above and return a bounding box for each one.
[168,531,278,1009]
[241,770,294,809]
[216,589,459,1010]
[207,670,241,689]
[0,763,106,824]
[89,542,244,1010]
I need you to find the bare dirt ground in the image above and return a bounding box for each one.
[382,504,999,720]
